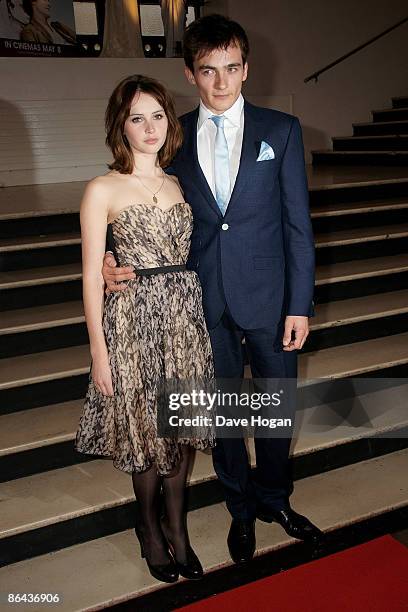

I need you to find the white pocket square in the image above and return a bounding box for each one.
[256,141,275,161]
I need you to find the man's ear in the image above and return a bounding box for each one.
[184,66,196,86]
[242,61,249,82]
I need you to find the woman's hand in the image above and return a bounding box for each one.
[92,353,114,396]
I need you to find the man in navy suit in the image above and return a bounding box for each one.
[103,14,322,563]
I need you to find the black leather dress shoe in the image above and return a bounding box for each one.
[257,506,324,542]
[227,519,256,564]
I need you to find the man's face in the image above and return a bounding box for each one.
[185,43,248,114]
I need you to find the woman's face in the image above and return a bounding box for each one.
[32,0,50,19]
[123,92,168,158]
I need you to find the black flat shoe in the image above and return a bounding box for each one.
[134,527,179,584]
[257,506,324,543]
[227,519,256,564]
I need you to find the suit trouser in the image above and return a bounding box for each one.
[209,306,297,520]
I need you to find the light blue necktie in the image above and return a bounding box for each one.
[210,115,230,215]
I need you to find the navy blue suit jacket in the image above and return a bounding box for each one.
[168,99,315,330]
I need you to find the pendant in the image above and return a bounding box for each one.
[153,195,158,203]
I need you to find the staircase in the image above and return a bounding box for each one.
[313,95,408,165]
[1,99,408,610]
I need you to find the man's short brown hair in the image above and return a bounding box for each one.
[105,75,183,173]
[183,14,249,72]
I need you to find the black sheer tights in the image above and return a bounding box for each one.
[131,445,192,565]
[162,445,192,564]
[131,464,168,565]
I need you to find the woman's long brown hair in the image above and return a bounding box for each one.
[105,74,183,173]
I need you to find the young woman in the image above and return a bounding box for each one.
[74,75,214,583]
[20,0,76,44]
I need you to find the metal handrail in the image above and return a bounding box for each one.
[304,16,408,83]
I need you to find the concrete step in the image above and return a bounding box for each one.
[2,253,407,295]
[311,290,408,330]
[1,379,406,476]
[1,331,407,394]
[310,196,408,218]
[2,289,407,338]
[315,223,408,248]
[0,448,406,609]
[0,233,80,253]
[0,399,82,457]
[315,254,408,285]
[5,221,406,260]
[0,234,81,273]
[0,263,81,290]
[312,150,408,166]
[308,168,408,208]
[0,345,90,391]
[372,107,408,122]
[300,333,408,380]
[1,291,407,475]
[392,96,408,109]
[0,301,84,335]
[1,384,406,558]
[353,120,408,136]
[333,135,408,151]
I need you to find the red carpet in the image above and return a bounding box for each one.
[178,536,408,612]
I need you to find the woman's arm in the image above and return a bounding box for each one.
[80,178,114,396]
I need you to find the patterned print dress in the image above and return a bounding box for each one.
[74,201,215,475]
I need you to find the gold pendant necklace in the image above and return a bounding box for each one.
[133,170,167,204]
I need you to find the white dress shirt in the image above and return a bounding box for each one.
[197,94,244,203]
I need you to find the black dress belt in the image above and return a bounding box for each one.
[134,264,186,276]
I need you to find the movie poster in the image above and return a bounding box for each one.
[0,0,78,56]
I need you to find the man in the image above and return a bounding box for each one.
[103,14,322,564]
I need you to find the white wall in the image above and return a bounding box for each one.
[0,57,289,186]
[226,0,408,158]
[1,0,407,185]
[0,58,196,185]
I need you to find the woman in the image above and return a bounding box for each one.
[20,0,76,44]
[74,75,215,583]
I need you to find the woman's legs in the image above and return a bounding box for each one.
[131,465,171,565]
[162,445,192,563]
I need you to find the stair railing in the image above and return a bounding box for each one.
[304,16,408,83]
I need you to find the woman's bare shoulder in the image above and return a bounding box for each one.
[166,173,185,198]
[88,171,123,187]
[166,173,181,186]
[83,172,123,199]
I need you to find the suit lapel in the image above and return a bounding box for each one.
[181,101,262,217]
[226,100,260,214]
[183,109,222,218]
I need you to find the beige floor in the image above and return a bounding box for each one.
[1,166,407,219]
